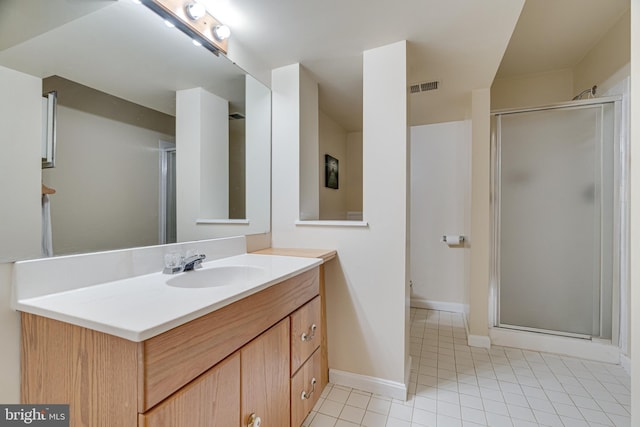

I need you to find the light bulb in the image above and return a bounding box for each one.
[213,24,231,41]
[164,20,175,28]
[185,2,206,20]
[192,38,202,47]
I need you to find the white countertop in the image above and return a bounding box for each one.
[14,253,321,342]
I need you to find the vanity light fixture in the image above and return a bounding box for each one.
[140,0,230,55]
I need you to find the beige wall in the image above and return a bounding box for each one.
[346,132,363,214]
[468,88,491,344]
[491,69,574,110]
[39,77,176,255]
[299,69,320,220]
[492,9,630,111]
[316,111,364,220]
[43,105,171,255]
[229,119,246,219]
[319,110,348,220]
[574,9,630,95]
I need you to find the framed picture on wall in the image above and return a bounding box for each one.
[325,154,339,189]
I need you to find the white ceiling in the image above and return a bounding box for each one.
[211,0,526,129]
[0,0,629,130]
[203,0,628,129]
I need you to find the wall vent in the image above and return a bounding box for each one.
[409,80,440,94]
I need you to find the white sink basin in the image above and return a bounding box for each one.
[166,265,267,289]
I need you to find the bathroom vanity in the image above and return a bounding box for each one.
[17,248,335,427]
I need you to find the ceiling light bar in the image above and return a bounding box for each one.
[140,0,229,55]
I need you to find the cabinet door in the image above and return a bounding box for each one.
[241,318,290,427]
[139,353,240,427]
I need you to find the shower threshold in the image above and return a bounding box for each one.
[490,325,620,363]
[497,323,592,340]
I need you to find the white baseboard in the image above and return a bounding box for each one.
[410,298,467,314]
[490,327,620,364]
[329,369,407,401]
[468,334,491,349]
[620,353,631,375]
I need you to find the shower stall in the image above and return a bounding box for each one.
[490,97,624,341]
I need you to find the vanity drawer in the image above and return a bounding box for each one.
[290,296,321,374]
[291,348,322,427]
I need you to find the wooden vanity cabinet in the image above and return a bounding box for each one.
[142,319,291,427]
[21,266,325,427]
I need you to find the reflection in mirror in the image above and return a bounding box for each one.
[0,0,271,260]
[318,111,363,221]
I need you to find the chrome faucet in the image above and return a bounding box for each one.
[163,253,206,274]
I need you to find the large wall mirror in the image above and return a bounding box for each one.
[0,0,271,259]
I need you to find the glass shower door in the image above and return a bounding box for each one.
[160,146,177,244]
[495,103,614,338]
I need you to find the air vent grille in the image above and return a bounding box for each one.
[421,81,439,91]
[409,80,440,94]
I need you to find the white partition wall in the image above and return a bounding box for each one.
[299,69,319,220]
[0,66,41,262]
[245,75,272,233]
[176,87,229,229]
[271,41,410,398]
[0,66,42,403]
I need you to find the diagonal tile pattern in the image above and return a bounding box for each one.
[302,308,631,427]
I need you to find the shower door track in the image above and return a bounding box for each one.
[496,323,592,340]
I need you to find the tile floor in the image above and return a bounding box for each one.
[303,308,631,427]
